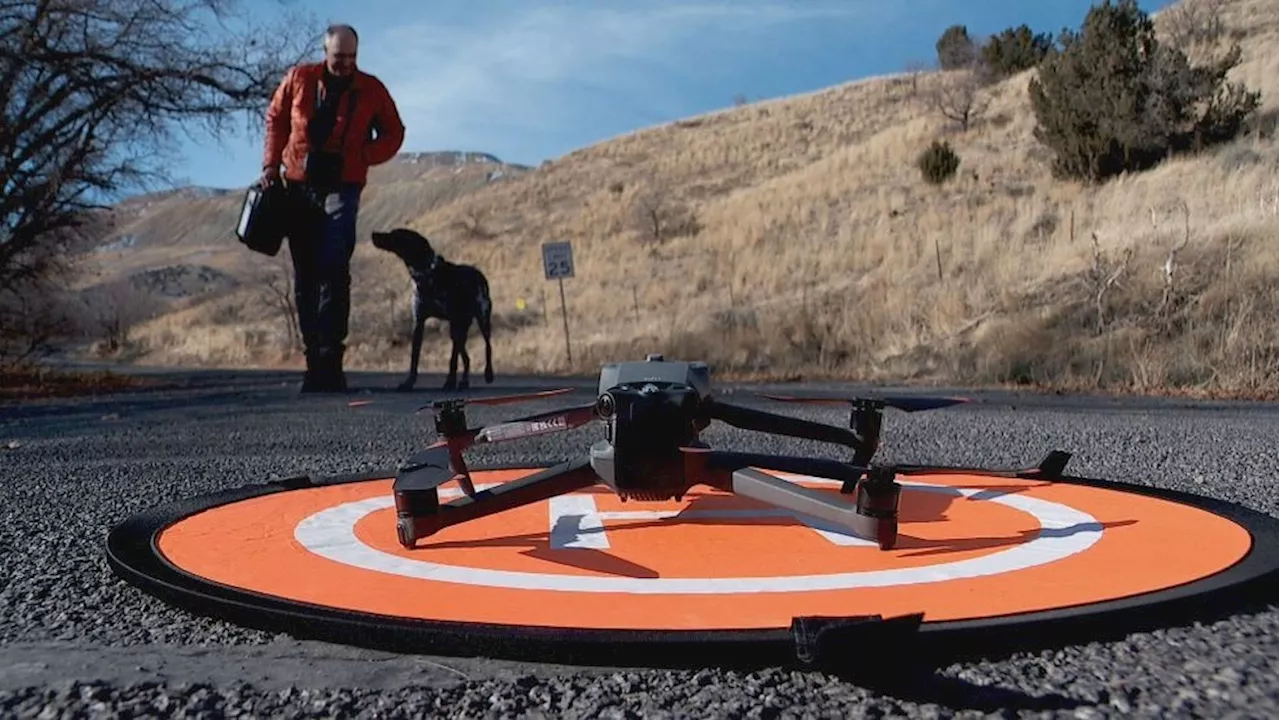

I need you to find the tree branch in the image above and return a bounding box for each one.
[0,0,321,298]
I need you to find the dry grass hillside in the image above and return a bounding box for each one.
[62,153,530,355]
[122,0,1278,398]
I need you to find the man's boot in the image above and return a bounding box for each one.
[328,345,349,392]
[299,349,327,393]
[301,346,347,393]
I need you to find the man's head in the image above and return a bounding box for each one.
[372,228,437,271]
[324,24,358,76]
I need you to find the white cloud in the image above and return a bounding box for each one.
[355,1,886,160]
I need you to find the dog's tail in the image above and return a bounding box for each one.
[476,273,494,384]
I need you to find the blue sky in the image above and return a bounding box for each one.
[171,0,1175,191]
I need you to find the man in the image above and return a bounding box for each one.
[261,24,405,392]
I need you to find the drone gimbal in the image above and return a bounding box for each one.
[392,355,1072,551]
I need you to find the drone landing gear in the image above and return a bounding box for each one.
[396,454,599,549]
[734,468,900,551]
[394,389,601,549]
[682,449,904,551]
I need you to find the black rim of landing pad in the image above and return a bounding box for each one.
[104,463,1280,670]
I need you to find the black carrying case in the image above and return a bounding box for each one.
[235,180,287,257]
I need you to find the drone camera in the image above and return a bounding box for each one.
[595,392,616,419]
[596,381,705,500]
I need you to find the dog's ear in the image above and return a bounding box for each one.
[410,230,433,254]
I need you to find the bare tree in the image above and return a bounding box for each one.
[629,182,699,245]
[1087,232,1133,334]
[904,59,932,97]
[1152,200,1191,316]
[1162,0,1226,53]
[251,253,301,353]
[0,0,320,323]
[82,280,162,356]
[0,281,77,369]
[930,60,992,132]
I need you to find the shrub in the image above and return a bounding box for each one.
[917,140,961,185]
[981,24,1053,77]
[1028,0,1260,183]
[936,25,976,70]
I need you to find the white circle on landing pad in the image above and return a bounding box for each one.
[293,476,1105,595]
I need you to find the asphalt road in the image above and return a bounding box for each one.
[0,366,1276,718]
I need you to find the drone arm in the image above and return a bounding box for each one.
[396,455,599,548]
[470,402,600,446]
[704,400,865,451]
[682,448,900,550]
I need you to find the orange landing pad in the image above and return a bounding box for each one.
[152,468,1254,632]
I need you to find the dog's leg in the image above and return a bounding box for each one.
[442,317,460,391]
[451,316,473,390]
[477,278,495,384]
[399,288,426,392]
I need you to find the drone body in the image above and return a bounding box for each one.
[588,357,713,503]
[391,355,1072,553]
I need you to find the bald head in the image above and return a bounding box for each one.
[324,24,358,76]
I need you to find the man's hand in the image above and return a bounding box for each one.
[261,165,281,186]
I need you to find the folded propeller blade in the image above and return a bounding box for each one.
[757,392,968,412]
[416,387,576,413]
[467,387,576,405]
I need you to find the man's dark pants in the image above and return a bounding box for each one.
[286,181,363,392]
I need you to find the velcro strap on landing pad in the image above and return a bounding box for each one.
[789,612,925,668]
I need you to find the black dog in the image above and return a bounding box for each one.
[370,228,494,391]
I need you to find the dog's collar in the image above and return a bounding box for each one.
[410,255,442,279]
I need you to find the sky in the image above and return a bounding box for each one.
[169,0,1176,192]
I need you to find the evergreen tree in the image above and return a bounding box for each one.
[1028,0,1259,182]
[981,24,1053,78]
[936,25,976,70]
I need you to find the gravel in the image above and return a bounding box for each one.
[0,369,1275,718]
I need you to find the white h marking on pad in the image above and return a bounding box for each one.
[548,495,610,548]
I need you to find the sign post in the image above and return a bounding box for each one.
[541,241,575,368]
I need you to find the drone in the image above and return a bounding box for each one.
[392,354,1073,551]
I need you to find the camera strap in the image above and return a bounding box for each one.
[309,77,359,153]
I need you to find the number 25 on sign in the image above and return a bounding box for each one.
[541,241,574,367]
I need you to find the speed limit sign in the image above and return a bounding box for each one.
[541,241,574,280]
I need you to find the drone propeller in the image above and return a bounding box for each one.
[681,448,1072,493]
[415,387,575,413]
[757,392,968,412]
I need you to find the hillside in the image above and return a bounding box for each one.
[103,0,1278,398]
[62,152,532,354]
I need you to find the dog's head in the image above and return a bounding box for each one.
[371,228,437,270]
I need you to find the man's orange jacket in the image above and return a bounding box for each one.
[263,62,405,186]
